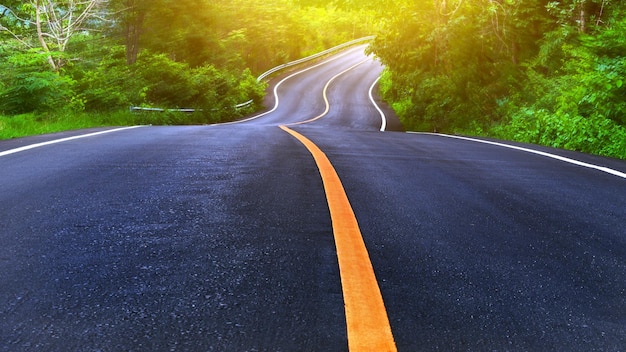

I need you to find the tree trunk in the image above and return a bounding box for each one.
[579,0,586,33]
[125,14,143,65]
[124,0,144,65]
[34,0,59,72]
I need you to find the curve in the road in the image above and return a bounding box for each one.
[369,76,386,132]
[286,58,371,126]
[4,45,624,350]
[277,51,397,350]
[222,46,369,126]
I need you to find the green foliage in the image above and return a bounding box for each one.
[492,108,626,158]
[0,109,250,140]
[3,0,625,159]
[0,50,77,114]
[371,0,529,132]
[106,0,377,73]
[371,0,626,158]
[72,46,265,122]
[487,5,626,159]
[1,0,378,135]
[74,45,140,111]
[0,111,133,140]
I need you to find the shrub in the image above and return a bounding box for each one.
[492,108,626,159]
[0,51,78,114]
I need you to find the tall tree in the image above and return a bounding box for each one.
[0,0,107,71]
[121,0,145,65]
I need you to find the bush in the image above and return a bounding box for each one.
[0,51,78,114]
[72,48,265,123]
[492,108,626,159]
[75,45,141,111]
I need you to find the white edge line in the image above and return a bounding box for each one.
[410,132,626,180]
[368,76,386,132]
[218,46,366,126]
[0,126,146,157]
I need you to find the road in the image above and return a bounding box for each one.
[1,46,625,351]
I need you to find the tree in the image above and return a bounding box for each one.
[0,0,107,72]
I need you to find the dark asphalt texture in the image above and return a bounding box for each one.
[1,47,625,351]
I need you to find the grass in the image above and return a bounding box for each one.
[0,111,134,140]
[0,108,251,140]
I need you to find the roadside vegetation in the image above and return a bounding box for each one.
[1,0,625,159]
[0,0,376,138]
[369,0,626,159]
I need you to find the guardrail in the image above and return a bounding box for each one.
[130,100,254,113]
[255,36,375,83]
[130,36,375,113]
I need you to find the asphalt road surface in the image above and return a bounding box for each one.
[1,46,625,351]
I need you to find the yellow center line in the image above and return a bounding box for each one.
[279,125,396,352]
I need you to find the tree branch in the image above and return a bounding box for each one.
[0,25,34,48]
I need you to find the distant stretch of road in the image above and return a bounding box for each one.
[1,45,625,351]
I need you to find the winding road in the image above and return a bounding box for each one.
[1,45,625,351]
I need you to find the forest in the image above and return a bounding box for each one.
[0,0,377,133]
[1,0,625,159]
[369,0,626,158]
